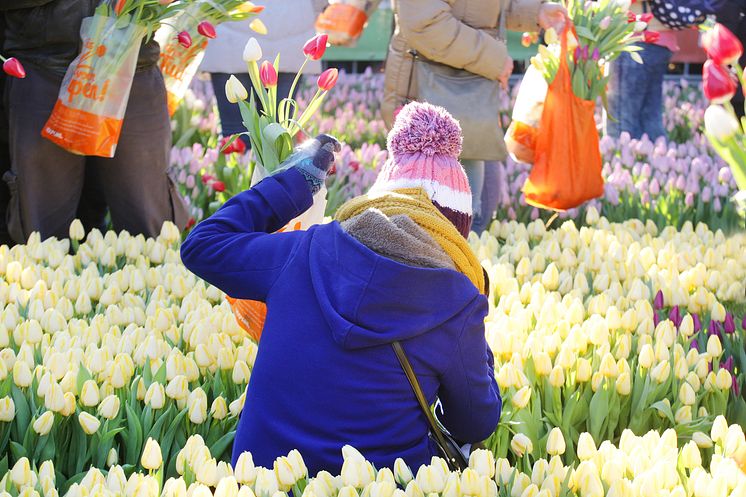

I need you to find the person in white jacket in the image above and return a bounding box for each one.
[201,0,327,146]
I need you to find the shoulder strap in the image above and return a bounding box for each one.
[392,341,462,465]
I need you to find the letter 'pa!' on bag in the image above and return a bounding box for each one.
[42,14,146,158]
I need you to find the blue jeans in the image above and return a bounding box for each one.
[463,160,501,233]
[605,43,672,140]
[210,72,296,143]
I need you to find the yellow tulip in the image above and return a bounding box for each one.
[33,411,54,436]
[98,394,120,420]
[0,396,14,422]
[715,369,732,390]
[615,372,631,396]
[707,334,723,359]
[679,441,701,469]
[510,433,533,458]
[576,358,592,382]
[141,438,163,470]
[11,457,32,487]
[679,382,696,405]
[546,428,566,456]
[78,412,101,435]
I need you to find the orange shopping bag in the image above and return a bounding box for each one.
[315,2,369,46]
[42,14,146,157]
[522,25,604,211]
[226,164,328,342]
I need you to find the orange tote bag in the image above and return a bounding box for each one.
[522,26,604,211]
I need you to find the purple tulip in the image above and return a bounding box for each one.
[734,382,740,397]
[685,192,695,207]
[654,290,664,310]
[724,313,736,334]
[692,313,702,333]
[669,306,682,328]
[742,315,746,330]
[592,48,600,60]
[722,356,735,372]
[574,47,582,62]
[654,312,661,328]
[582,46,590,61]
[708,320,723,338]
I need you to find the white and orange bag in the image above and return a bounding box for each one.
[42,14,146,157]
[227,163,328,343]
[156,4,211,116]
[315,0,377,47]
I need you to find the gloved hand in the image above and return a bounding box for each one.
[279,134,341,195]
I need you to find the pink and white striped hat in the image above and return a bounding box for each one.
[370,102,472,237]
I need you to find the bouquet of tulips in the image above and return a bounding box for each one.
[41,0,184,157]
[222,35,339,342]
[157,1,265,115]
[506,0,648,164]
[701,22,746,195]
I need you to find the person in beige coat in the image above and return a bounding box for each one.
[379,0,566,232]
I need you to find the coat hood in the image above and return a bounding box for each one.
[307,222,482,349]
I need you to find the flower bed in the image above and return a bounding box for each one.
[0,213,743,494]
[170,72,743,231]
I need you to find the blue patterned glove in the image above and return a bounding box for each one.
[280,134,341,195]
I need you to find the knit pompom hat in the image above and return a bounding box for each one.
[370,102,472,237]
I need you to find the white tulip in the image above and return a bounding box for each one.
[243,37,263,63]
[225,75,249,104]
[705,105,740,142]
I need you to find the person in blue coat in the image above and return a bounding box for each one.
[181,102,501,475]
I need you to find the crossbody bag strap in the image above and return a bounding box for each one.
[392,341,461,464]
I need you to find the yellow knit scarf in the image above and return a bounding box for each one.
[335,188,486,294]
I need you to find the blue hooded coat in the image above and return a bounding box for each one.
[180,169,501,475]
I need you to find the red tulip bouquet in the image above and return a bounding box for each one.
[701,23,746,195]
[222,35,340,342]
[156,1,264,115]
[41,0,184,157]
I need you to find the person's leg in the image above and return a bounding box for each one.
[6,65,85,242]
[476,160,501,233]
[462,159,485,233]
[0,72,12,245]
[76,166,109,233]
[605,48,647,139]
[277,72,296,101]
[94,66,188,237]
[639,44,672,140]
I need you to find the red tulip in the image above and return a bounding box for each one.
[114,0,127,15]
[201,173,215,184]
[259,61,278,87]
[212,181,226,192]
[197,21,217,39]
[220,135,246,154]
[303,34,329,61]
[702,23,744,66]
[627,11,636,23]
[317,68,339,91]
[3,58,25,79]
[177,31,192,48]
[638,13,654,23]
[703,60,738,104]
[642,31,660,44]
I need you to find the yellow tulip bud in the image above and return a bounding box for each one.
[188,388,208,425]
[145,382,166,410]
[638,344,654,370]
[98,394,120,420]
[716,368,732,390]
[11,457,32,487]
[650,360,670,384]
[692,432,713,449]
[511,386,532,409]
[675,405,692,424]
[235,452,257,485]
[60,392,76,417]
[78,412,101,435]
[576,433,596,461]
[679,441,701,469]
[548,366,565,387]
[79,380,100,407]
[615,372,631,396]
[533,352,552,377]
[546,427,566,456]
[599,352,618,378]
[210,396,228,420]
[166,375,189,400]
[711,301,726,322]
[0,396,15,422]
[510,433,533,458]
[13,361,33,388]
[33,410,55,436]
[707,334,723,358]
[576,358,592,382]
[141,438,163,470]
[679,382,696,405]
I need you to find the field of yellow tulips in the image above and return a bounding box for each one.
[0,210,745,496]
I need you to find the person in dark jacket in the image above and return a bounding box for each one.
[0,0,187,242]
[181,102,501,475]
